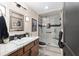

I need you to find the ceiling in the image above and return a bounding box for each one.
[26,2,63,15]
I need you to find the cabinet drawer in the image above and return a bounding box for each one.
[34,39,39,45]
[24,42,34,52]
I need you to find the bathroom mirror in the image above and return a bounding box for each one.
[9,10,24,32]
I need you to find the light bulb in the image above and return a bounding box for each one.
[26,17,29,21]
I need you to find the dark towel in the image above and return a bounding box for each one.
[0,16,9,39]
[59,31,63,42]
[58,31,64,48]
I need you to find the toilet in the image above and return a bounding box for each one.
[39,41,47,48]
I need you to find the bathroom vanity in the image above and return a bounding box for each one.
[0,37,39,56]
[9,39,39,56]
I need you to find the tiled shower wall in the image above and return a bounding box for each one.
[39,12,62,47]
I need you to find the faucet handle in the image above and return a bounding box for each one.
[14,35,18,40]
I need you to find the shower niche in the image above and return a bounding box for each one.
[9,10,24,32]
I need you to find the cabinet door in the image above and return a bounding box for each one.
[9,48,23,56]
[31,45,39,56]
[9,51,18,56]
[34,39,39,45]
[24,42,34,52]
[18,48,23,56]
[23,50,30,56]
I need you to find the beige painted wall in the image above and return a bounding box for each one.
[0,2,38,37]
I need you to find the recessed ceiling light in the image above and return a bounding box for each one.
[44,6,48,9]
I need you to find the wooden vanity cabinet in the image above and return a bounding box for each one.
[34,39,39,45]
[9,48,23,56]
[18,48,24,56]
[23,41,34,56]
[31,44,39,56]
[23,50,30,56]
[9,39,39,56]
[24,42,34,53]
[31,39,39,56]
[9,50,18,56]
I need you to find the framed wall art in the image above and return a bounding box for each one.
[9,10,24,32]
[32,18,37,32]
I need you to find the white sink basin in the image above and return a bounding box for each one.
[11,37,33,45]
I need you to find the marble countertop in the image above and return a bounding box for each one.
[0,36,39,56]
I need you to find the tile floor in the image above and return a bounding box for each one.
[38,45,63,56]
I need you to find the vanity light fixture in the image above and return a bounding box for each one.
[15,2,27,10]
[16,3,21,8]
[25,16,30,21]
